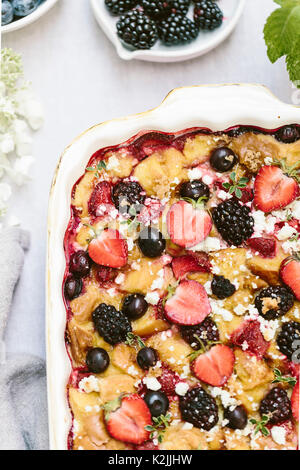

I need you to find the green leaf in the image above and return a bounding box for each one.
[264,0,300,84]
[272,368,297,386]
[125,332,146,349]
[286,35,300,82]
[235,188,242,199]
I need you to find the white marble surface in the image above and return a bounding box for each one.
[2,0,294,359]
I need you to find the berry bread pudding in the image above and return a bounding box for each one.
[64,125,300,451]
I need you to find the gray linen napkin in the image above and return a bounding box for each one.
[0,228,49,450]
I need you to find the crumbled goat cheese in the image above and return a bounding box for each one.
[115,273,125,285]
[151,269,165,290]
[188,237,221,253]
[234,304,247,316]
[145,291,160,305]
[210,299,233,322]
[175,382,189,396]
[277,224,297,241]
[182,422,193,430]
[143,377,161,391]
[188,167,203,180]
[106,155,120,170]
[271,426,286,446]
[210,387,238,408]
[79,376,100,393]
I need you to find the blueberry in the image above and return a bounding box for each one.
[69,250,91,278]
[179,179,210,201]
[137,347,158,370]
[210,147,238,172]
[275,125,300,144]
[138,227,166,258]
[86,348,110,373]
[12,0,41,17]
[224,405,248,430]
[122,294,148,320]
[64,275,83,300]
[2,1,14,25]
[145,391,169,417]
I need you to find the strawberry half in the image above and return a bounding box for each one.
[247,237,277,258]
[88,228,128,268]
[167,200,212,248]
[191,344,235,387]
[172,254,210,280]
[88,181,113,217]
[231,320,270,358]
[104,394,152,445]
[164,280,211,325]
[280,254,300,300]
[254,165,298,213]
[291,381,299,422]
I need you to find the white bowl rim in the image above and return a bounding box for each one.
[2,0,59,34]
[47,83,300,450]
[90,0,246,62]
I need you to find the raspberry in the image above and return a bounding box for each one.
[231,320,270,359]
[247,237,277,258]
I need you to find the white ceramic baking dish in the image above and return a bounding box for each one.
[47,84,300,450]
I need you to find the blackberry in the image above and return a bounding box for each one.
[116,10,158,50]
[92,303,132,345]
[179,179,210,201]
[275,125,300,144]
[255,286,294,320]
[211,275,236,299]
[112,181,146,215]
[141,0,172,20]
[158,14,199,46]
[141,0,190,20]
[179,387,219,430]
[212,199,254,246]
[277,321,300,361]
[180,317,219,350]
[194,0,223,30]
[105,0,138,16]
[259,387,292,424]
[170,0,191,15]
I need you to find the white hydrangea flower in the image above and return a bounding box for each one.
[0,48,44,222]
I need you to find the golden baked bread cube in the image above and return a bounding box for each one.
[146,330,192,375]
[132,307,170,336]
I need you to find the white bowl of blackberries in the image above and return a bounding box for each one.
[2,0,59,33]
[91,0,245,61]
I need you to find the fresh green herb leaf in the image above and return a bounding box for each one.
[125,332,146,349]
[272,368,297,386]
[222,172,249,199]
[87,160,107,178]
[264,0,300,87]
[250,415,270,436]
[145,414,171,443]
